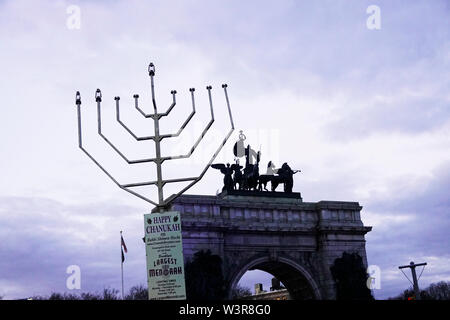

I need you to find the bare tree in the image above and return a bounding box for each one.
[125,284,148,300]
[389,281,450,300]
[426,281,450,300]
[232,285,252,300]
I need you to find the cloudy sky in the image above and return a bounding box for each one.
[0,0,449,299]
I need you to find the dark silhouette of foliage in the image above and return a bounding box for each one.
[389,281,450,300]
[48,292,81,300]
[426,281,450,300]
[330,252,374,300]
[388,287,427,300]
[124,284,148,300]
[232,284,252,300]
[184,250,226,300]
[80,292,102,300]
[100,287,120,300]
[28,286,121,300]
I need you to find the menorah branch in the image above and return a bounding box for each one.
[134,90,178,120]
[122,176,197,189]
[115,96,155,141]
[75,94,158,207]
[96,93,157,164]
[160,86,215,161]
[134,94,154,119]
[116,84,233,207]
[159,90,177,117]
[160,84,235,207]
[159,88,196,140]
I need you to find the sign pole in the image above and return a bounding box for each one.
[120,230,124,300]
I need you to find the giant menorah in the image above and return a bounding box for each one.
[75,62,234,211]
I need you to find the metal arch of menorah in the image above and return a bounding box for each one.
[75,62,235,211]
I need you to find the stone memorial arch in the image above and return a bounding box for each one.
[171,191,372,300]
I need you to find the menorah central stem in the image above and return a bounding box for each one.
[148,67,164,208]
[151,85,164,207]
[150,73,157,113]
[154,115,164,207]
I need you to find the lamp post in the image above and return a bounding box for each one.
[399,261,427,300]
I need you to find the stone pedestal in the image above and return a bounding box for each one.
[171,192,372,300]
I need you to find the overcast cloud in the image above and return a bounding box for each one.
[0,0,449,299]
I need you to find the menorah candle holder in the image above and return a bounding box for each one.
[75,62,234,211]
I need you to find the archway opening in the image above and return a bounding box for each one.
[236,270,288,299]
[232,259,318,300]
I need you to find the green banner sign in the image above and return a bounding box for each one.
[144,211,186,300]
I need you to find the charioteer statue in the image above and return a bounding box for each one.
[211,131,300,194]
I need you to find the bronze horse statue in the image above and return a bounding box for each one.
[243,162,259,191]
[258,163,300,193]
[241,145,260,191]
